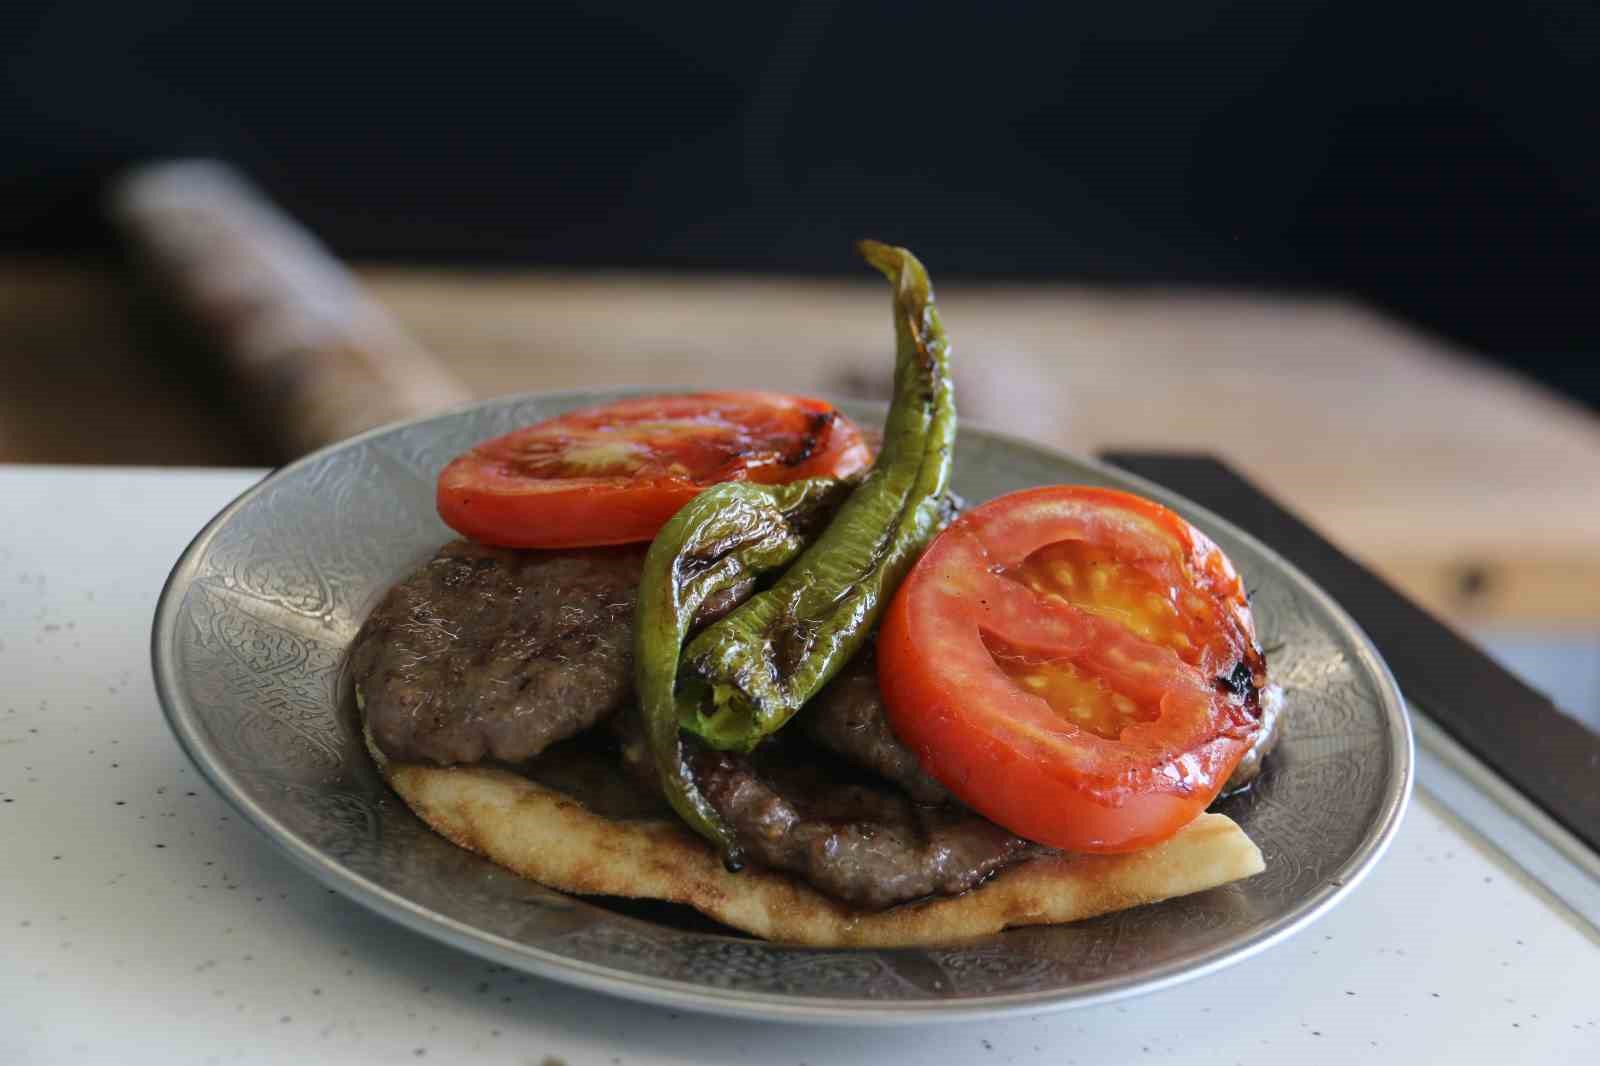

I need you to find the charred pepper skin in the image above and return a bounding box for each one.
[634,240,956,861]
[634,477,853,862]
[680,241,956,752]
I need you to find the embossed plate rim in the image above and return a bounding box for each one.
[153,388,1413,1025]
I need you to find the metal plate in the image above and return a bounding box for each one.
[151,390,1412,1024]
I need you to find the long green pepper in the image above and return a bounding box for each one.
[679,241,956,750]
[634,240,956,861]
[633,477,853,862]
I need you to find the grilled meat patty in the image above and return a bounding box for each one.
[608,709,1044,909]
[691,745,1044,909]
[351,540,646,765]
[801,646,953,806]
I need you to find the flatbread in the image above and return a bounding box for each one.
[367,730,1263,948]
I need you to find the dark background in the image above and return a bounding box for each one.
[5,1,1597,405]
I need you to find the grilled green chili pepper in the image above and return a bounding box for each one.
[635,477,853,863]
[679,240,956,752]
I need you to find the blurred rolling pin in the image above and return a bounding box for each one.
[107,159,472,460]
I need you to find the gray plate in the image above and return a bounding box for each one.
[152,390,1412,1025]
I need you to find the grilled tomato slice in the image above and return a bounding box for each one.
[877,486,1269,853]
[437,392,872,548]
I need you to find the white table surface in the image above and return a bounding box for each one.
[3,466,1597,1065]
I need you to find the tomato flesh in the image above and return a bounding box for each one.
[986,537,1209,740]
[983,634,1159,742]
[437,392,872,548]
[877,486,1268,853]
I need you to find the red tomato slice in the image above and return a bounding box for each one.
[877,486,1269,853]
[437,392,872,548]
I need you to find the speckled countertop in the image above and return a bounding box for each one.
[3,467,1597,1065]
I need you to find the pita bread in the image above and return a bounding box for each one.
[366,729,1262,948]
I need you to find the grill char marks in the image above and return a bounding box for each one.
[351,540,646,766]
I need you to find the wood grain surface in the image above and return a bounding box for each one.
[3,258,1597,626]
